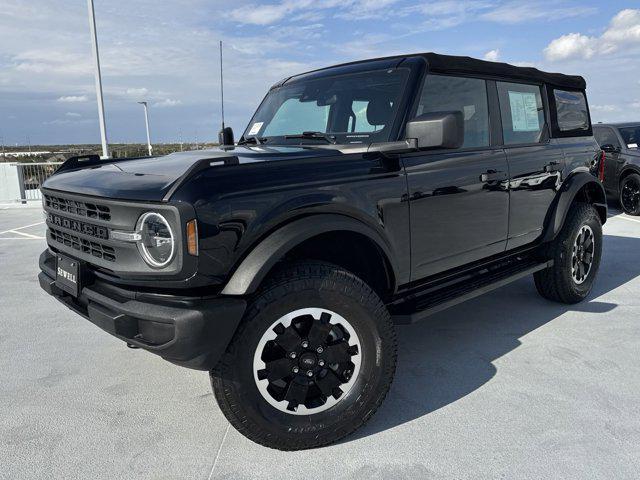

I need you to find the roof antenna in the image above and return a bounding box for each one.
[217,41,234,146]
[220,40,225,131]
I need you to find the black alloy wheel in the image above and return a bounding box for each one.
[620,173,640,215]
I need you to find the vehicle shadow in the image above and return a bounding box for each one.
[348,233,640,441]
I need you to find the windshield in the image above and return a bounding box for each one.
[619,126,640,149]
[242,68,409,145]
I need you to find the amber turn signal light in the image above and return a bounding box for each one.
[186,219,198,256]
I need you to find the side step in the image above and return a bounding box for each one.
[391,259,553,325]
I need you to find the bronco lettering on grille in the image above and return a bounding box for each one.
[47,213,109,240]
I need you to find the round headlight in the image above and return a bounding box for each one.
[136,212,175,268]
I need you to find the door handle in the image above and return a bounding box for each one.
[544,162,563,173]
[480,170,508,182]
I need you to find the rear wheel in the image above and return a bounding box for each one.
[620,173,640,216]
[210,261,397,450]
[535,203,602,303]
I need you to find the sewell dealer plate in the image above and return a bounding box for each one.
[55,254,81,297]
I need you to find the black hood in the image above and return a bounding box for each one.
[43,145,345,202]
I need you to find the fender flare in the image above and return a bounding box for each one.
[543,172,607,243]
[221,214,398,296]
[618,165,640,190]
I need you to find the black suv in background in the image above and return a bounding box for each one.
[594,122,640,215]
[39,53,606,450]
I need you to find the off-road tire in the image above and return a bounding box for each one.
[210,261,397,450]
[534,203,602,303]
[620,173,640,216]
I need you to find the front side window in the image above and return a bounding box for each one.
[416,75,489,148]
[554,90,589,132]
[497,82,546,145]
[243,68,409,145]
[594,127,621,149]
[348,100,382,133]
[618,126,640,149]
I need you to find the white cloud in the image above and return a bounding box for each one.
[125,87,149,97]
[481,2,596,24]
[153,98,182,108]
[57,95,89,103]
[483,49,500,62]
[65,112,82,117]
[544,33,597,61]
[544,9,640,61]
[590,105,621,113]
[229,0,398,25]
[229,1,311,26]
[601,9,640,44]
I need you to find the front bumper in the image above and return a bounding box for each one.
[39,250,246,370]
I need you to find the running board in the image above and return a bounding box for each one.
[391,260,553,325]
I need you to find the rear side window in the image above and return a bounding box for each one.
[554,90,589,132]
[417,75,489,148]
[497,82,546,145]
[619,126,640,149]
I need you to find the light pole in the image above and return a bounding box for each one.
[87,0,110,158]
[137,101,152,156]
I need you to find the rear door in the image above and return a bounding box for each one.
[403,74,509,280]
[496,81,564,250]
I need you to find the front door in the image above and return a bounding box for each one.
[404,74,509,281]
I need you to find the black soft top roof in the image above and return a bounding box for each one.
[284,52,586,90]
[421,52,585,90]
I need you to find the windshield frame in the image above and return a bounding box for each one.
[239,57,425,147]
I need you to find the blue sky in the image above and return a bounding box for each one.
[1,0,639,145]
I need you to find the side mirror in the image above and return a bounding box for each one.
[600,144,620,153]
[218,126,235,146]
[406,111,464,150]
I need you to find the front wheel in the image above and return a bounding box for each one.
[620,173,640,216]
[210,261,397,450]
[534,203,602,303]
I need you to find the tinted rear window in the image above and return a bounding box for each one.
[554,90,589,132]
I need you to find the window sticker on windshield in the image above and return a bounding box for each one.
[628,143,638,149]
[248,122,263,136]
[508,91,540,132]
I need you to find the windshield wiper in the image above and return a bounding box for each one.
[237,136,266,145]
[284,131,336,144]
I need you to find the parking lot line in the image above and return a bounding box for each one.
[0,221,44,236]
[6,229,42,239]
[613,214,640,225]
[207,424,230,480]
[0,237,44,240]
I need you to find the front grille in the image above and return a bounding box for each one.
[49,227,116,262]
[44,194,111,221]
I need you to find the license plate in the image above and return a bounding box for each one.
[56,255,81,297]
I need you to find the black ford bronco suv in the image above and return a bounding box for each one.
[593,122,640,215]
[39,53,606,450]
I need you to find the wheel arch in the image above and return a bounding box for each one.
[619,166,640,189]
[543,172,607,243]
[221,214,398,298]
